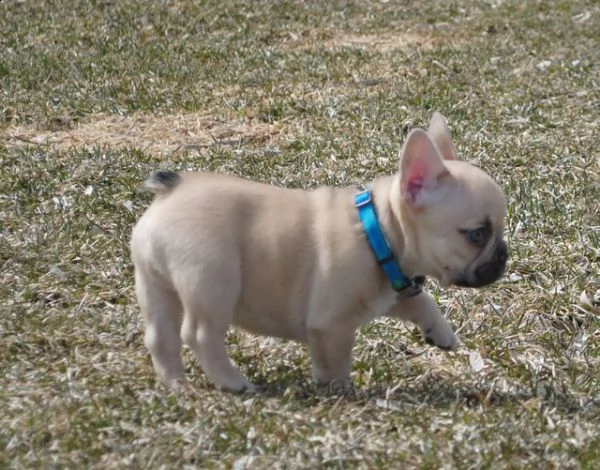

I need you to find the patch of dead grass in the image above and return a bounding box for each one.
[282,30,451,52]
[1,112,281,157]
[2,0,600,468]
[326,32,441,52]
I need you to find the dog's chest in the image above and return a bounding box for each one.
[364,286,398,320]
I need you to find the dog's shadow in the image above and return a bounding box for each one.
[247,374,592,415]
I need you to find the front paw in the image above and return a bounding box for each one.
[423,319,459,351]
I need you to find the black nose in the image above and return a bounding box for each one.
[470,242,508,287]
[453,240,509,288]
[495,241,509,264]
[473,262,506,286]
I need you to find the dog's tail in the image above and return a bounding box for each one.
[141,171,180,194]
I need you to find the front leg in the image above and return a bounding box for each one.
[387,292,459,351]
[307,324,356,384]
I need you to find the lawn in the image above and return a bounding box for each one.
[1,0,599,468]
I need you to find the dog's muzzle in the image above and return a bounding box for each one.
[455,240,508,288]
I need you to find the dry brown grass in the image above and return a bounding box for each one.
[1,112,280,157]
[1,0,599,468]
[281,31,447,52]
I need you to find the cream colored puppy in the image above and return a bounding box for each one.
[131,113,508,392]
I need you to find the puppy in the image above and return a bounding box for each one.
[131,112,508,392]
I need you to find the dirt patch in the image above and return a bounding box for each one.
[283,31,446,52]
[326,32,439,52]
[1,112,281,157]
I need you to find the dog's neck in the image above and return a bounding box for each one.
[369,176,423,279]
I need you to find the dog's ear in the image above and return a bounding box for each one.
[399,129,450,207]
[428,112,459,161]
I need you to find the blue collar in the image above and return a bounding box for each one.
[354,190,424,295]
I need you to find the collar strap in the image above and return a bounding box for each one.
[354,190,424,295]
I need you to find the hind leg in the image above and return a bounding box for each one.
[181,314,254,392]
[135,269,185,386]
[178,270,254,393]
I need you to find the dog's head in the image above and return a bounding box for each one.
[396,112,508,287]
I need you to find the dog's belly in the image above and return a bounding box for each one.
[232,289,398,341]
[232,307,308,342]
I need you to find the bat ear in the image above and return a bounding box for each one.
[399,128,450,207]
[428,112,459,161]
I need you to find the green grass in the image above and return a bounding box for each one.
[1,0,599,468]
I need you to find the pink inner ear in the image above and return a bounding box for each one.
[406,176,424,201]
[404,158,430,200]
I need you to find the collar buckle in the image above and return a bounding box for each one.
[354,190,373,208]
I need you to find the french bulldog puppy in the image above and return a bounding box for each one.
[131,112,508,392]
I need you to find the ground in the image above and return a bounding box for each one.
[1,0,599,468]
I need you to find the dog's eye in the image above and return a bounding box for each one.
[462,228,488,247]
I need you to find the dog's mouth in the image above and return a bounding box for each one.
[454,240,508,288]
[454,277,495,288]
[454,261,507,288]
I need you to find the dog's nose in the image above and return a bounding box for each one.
[473,261,506,286]
[453,240,509,288]
[495,240,508,264]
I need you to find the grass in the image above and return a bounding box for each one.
[1,0,599,468]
